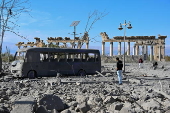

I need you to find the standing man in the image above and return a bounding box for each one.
[116,57,123,85]
[139,58,143,68]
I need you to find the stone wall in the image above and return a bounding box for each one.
[101,55,146,63]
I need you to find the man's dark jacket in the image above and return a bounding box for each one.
[117,60,123,70]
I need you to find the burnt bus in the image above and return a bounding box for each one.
[11,47,101,78]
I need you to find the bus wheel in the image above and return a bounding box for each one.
[77,70,86,77]
[27,71,36,79]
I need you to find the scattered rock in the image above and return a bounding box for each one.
[39,94,64,111]
[77,102,91,113]
[35,106,49,113]
[103,96,116,104]
[11,96,37,113]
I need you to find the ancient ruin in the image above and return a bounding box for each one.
[100,32,167,61]
[16,32,166,61]
[16,32,89,49]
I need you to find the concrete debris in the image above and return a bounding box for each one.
[11,97,37,113]
[39,94,64,111]
[0,106,10,113]
[77,102,91,113]
[35,106,49,113]
[103,96,116,104]
[0,62,170,112]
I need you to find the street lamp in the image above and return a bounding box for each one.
[118,20,132,72]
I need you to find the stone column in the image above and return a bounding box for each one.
[136,45,139,55]
[118,42,121,55]
[133,45,136,55]
[150,45,153,61]
[127,42,130,55]
[145,45,148,56]
[63,43,67,48]
[102,42,105,55]
[17,46,21,56]
[162,45,165,59]
[143,45,148,60]
[159,45,161,61]
[70,42,74,48]
[142,45,144,55]
[154,45,158,61]
[86,43,89,49]
[110,42,113,56]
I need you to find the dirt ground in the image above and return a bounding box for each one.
[0,61,170,113]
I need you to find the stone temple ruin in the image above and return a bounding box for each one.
[100,32,167,61]
[16,32,90,49]
[15,32,166,61]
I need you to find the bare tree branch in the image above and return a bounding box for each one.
[0,0,30,71]
[78,10,108,49]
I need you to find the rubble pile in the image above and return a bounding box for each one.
[0,62,170,113]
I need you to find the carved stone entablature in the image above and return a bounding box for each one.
[159,40,165,45]
[34,37,40,40]
[158,36,167,39]
[113,36,156,40]
[64,37,70,40]
[27,42,34,44]
[75,37,79,40]
[17,42,24,45]
[56,37,63,40]
[100,32,109,40]
[135,40,159,45]
[34,37,40,43]
[47,37,55,40]
[146,40,154,45]
[114,36,124,39]
[136,36,155,39]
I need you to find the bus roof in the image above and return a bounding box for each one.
[17,47,100,53]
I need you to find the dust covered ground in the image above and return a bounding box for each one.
[0,62,170,113]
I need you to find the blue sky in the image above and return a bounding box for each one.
[3,0,170,55]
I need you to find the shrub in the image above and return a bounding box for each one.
[165,55,170,61]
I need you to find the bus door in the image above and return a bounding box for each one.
[38,52,50,77]
[55,52,72,75]
[71,53,83,74]
[48,52,58,77]
[82,53,99,74]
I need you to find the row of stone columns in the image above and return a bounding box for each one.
[101,41,156,61]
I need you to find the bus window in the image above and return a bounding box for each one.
[74,53,81,62]
[95,54,99,61]
[49,52,55,62]
[40,52,49,62]
[82,53,87,62]
[58,53,66,62]
[87,53,95,62]
[66,53,74,62]
[26,52,39,62]
[16,51,26,60]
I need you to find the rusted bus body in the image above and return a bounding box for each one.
[11,47,101,78]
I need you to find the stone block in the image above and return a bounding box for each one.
[11,96,37,113]
[75,95,88,103]
[0,106,10,113]
[35,106,49,113]
[39,94,64,111]
[77,102,91,113]
[103,96,116,104]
